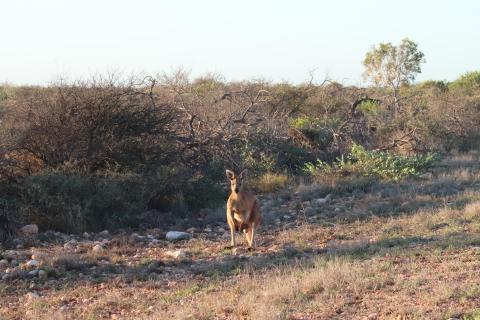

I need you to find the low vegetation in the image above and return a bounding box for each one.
[1,38,480,318]
[1,153,480,319]
[303,144,439,181]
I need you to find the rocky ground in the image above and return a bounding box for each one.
[2,154,480,319]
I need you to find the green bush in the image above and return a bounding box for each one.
[449,71,480,91]
[0,198,17,243]
[183,175,225,212]
[303,144,439,182]
[14,162,226,233]
[290,116,341,149]
[17,169,149,232]
[357,100,380,114]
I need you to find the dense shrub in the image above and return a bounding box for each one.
[289,116,342,149]
[449,71,480,91]
[3,76,175,174]
[17,169,148,232]
[303,144,439,182]
[0,70,479,235]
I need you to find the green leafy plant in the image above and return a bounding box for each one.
[303,144,439,182]
[289,116,342,148]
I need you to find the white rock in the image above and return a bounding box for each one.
[204,228,212,233]
[26,260,39,268]
[0,259,8,267]
[314,194,332,206]
[21,224,38,235]
[92,244,104,254]
[165,231,191,241]
[99,230,109,236]
[419,172,433,179]
[166,249,187,260]
[64,239,77,249]
[26,292,39,300]
[83,232,90,238]
[4,250,20,259]
[232,247,247,255]
[28,269,39,276]
[38,270,47,279]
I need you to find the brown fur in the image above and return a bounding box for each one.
[225,169,262,250]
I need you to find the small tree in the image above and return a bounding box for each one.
[363,38,425,111]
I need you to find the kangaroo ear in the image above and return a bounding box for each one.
[226,169,235,180]
[238,169,247,179]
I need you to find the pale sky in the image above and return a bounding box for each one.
[1,0,479,85]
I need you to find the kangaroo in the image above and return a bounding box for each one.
[225,169,262,251]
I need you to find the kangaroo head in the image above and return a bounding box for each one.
[226,169,247,194]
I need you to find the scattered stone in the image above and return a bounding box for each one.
[28,269,39,277]
[130,233,146,243]
[92,244,104,254]
[204,227,212,233]
[314,194,332,206]
[26,260,39,268]
[4,251,20,260]
[166,231,191,241]
[2,274,9,280]
[148,228,164,238]
[21,224,39,235]
[367,313,378,320]
[38,270,47,279]
[419,172,433,180]
[149,239,161,245]
[99,230,110,237]
[334,207,341,212]
[26,292,40,300]
[232,247,247,256]
[0,259,8,267]
[186,227,197,233]
[64,239,77,250]
[166,249,187,260]
[217,227,226,233]
[83,232,90,238]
